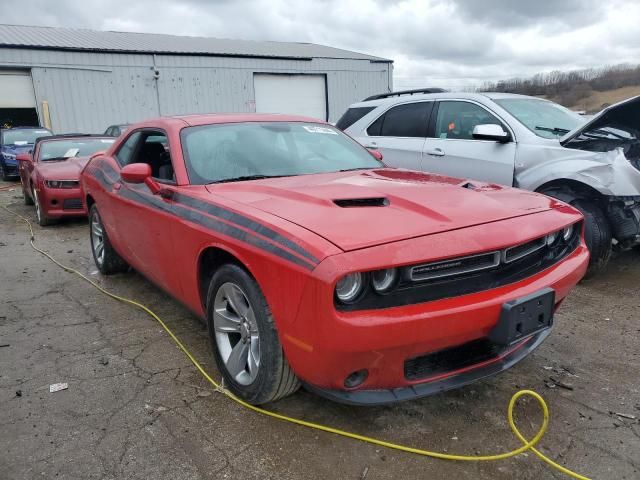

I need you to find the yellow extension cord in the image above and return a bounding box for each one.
[2,204,591,479]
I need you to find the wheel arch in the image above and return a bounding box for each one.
[197,245,255,312]
[535,178,608,210]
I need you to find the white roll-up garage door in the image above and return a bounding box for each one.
[254,74,327,120]
[0,70,36,108]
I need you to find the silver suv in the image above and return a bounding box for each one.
[340,90,640,275]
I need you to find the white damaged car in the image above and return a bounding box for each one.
[341,91,640,275]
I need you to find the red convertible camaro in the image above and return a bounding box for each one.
[80,114,588,405]
[18,134,115,225]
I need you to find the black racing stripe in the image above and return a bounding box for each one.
[172,192,320,264]
[118,185,316,271]
[98,161,319,265]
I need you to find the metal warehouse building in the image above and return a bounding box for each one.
[0,24,393,133]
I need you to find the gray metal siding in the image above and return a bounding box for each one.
[0,47,392,132]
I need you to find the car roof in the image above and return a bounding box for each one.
[0,126,51,131]
[169,113,326,127]
[35,134,114,146]
[349,91,544,108]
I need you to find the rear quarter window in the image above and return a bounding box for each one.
[335,107,376,130]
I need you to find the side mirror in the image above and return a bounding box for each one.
[472,124,511,143]
[90,150,106,160]
[121,163,161,194]
[16,153,32,162]
[368,148,383,161]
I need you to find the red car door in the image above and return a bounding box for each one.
[102,129,183,295]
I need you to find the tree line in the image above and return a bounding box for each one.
[478,64,640,106]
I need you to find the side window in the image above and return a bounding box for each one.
[133,132,174,182]
[434,101,502,140]
[115,132,142,165]
[366,102,431,138]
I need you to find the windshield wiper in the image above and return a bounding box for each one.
[338,167,372,172]
[208,174,291,184]
[535,126,571,135]
[42,156,71,162]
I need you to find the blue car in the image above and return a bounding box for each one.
[0,127,53,180]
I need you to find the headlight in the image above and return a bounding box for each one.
[371,268,398,293]
[335,272,365,303]
[44,180,79,189]
[562,225,574,242]
[545,231,558,246]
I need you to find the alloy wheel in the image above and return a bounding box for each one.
[91,211,105,266]
[213,282,260,385]
[33,189,42,222]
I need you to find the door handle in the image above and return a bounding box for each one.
[425,148,445,157]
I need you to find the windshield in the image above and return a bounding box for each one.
[181,122,382,185]
[40,138,115,161]
[2,129,52,146]
[494,98,585,139]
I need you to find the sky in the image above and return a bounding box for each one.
[2,0,639,90]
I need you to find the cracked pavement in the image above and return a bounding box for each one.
[1,183,639,480]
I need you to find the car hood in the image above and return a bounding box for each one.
[37,156,89,180]
[2,144,33,155]
[207,169,555,251]
[560,95,640,148]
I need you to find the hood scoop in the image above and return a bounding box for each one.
[333,197,389,208]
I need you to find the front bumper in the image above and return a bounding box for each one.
[0,159,19,177]
[304,329,550,405]
[281,212,588,404]
[607,196,640,246]
[37,186,87,218]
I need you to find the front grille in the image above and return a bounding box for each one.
[411,251,500,281]
[336,223,581,311]
[3,164,18,175]
[404,338,508,380]
[63,198,83,210]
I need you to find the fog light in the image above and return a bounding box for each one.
[344,369,368,389]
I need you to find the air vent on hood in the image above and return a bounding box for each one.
[333,197,389,208]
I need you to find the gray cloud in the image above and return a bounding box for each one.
[2,0,639,90]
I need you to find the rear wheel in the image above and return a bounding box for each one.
[89,204,128,274]
[206,264,299,404]
[33,188,56,226]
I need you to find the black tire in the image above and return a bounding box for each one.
[571,199,612,277]
[89,204,129,275]
[541,188,612,277]
[32,187,56,226]
[206,264,299,404]
[22,182,33,206]
[0,163,10,181]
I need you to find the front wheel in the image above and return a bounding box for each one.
[541,189,612,277]
[206,264,299,404]
[89,204,129,274]
[22,182,33,205]
[33,188,56,226]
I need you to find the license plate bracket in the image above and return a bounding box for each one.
[489,288,555,346]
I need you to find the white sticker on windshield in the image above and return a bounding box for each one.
[14,141,28,145]
[63,148,80,157]
[100,139,115,144]
[303,126,338,135]
[35,130,49,134]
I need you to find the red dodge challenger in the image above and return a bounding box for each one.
[18,134,115,225]
[80,114,588,405]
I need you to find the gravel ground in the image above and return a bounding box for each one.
[1,182,639,480]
